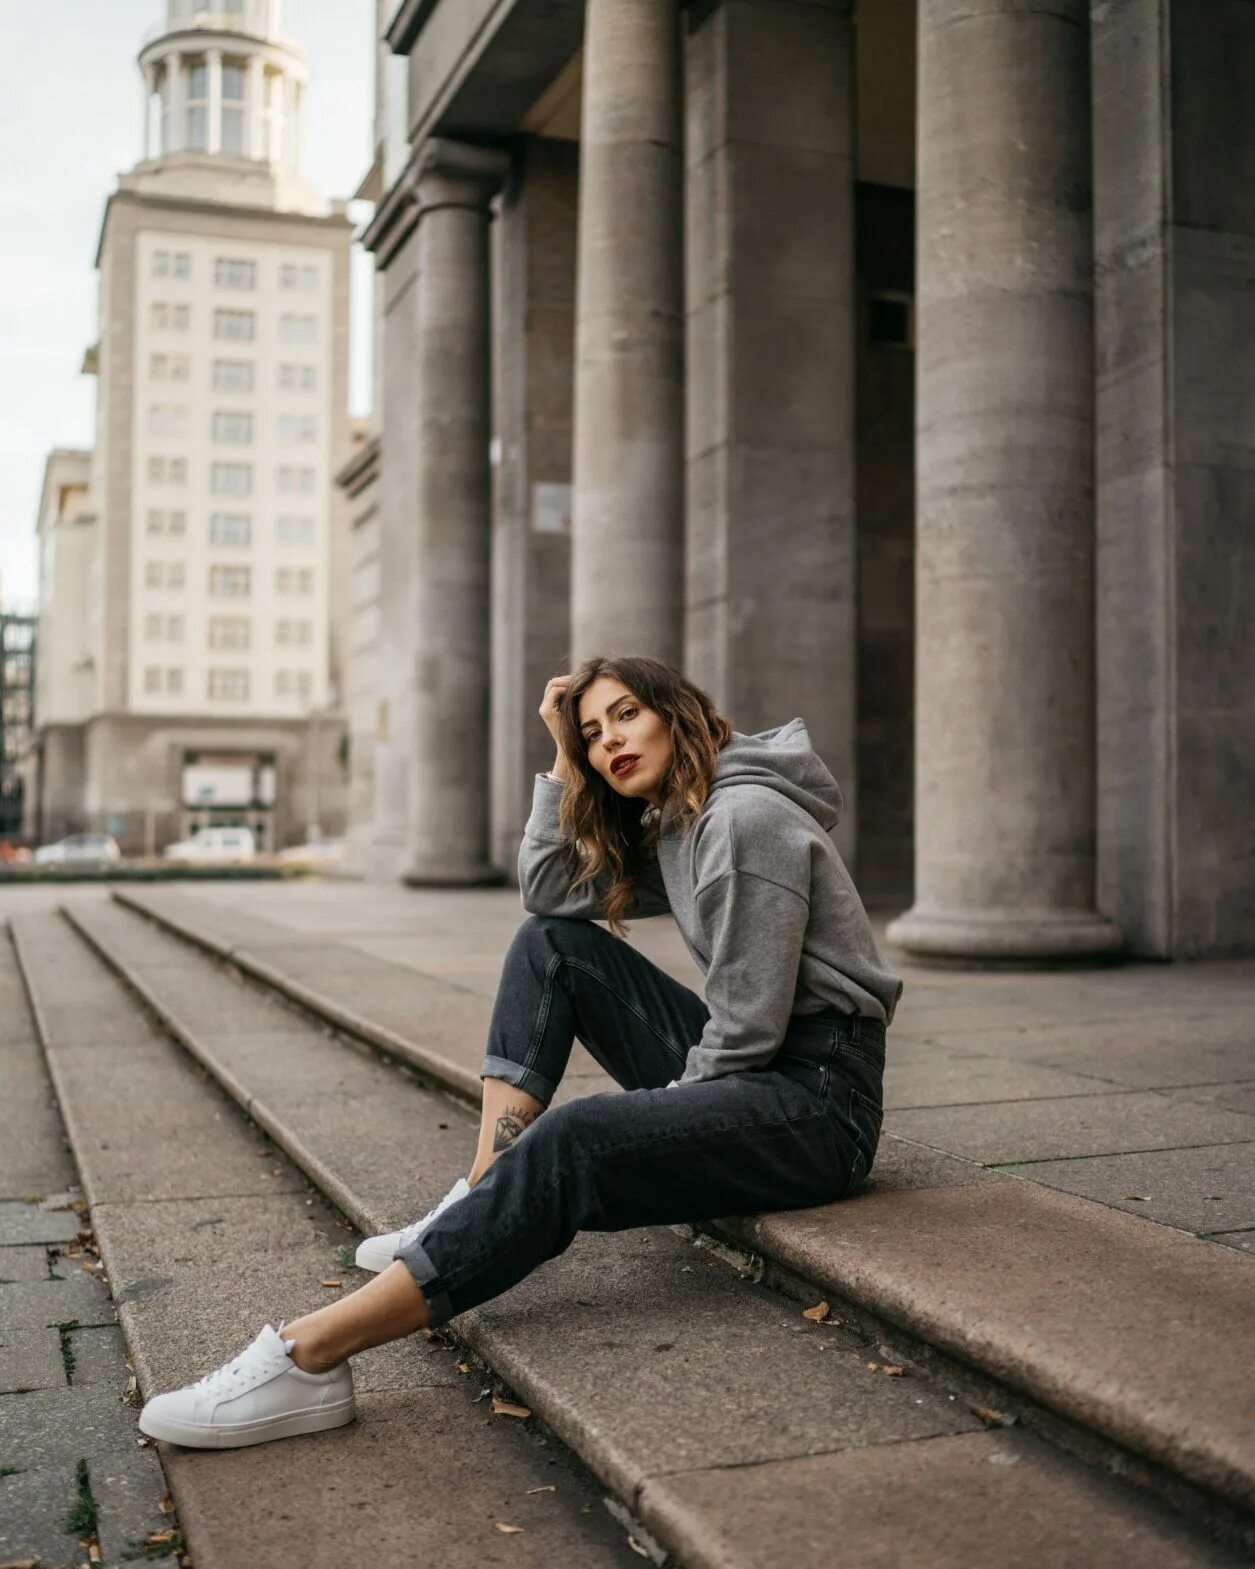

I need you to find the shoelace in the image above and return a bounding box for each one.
[191,1341,285,1396]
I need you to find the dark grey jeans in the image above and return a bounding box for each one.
[396,914,885,1327]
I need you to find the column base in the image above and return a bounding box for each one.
[401,858,507,889]
[885,906,1124,964]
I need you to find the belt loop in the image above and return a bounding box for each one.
[851,1014,862,1045]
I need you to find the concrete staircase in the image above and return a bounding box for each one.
[9,891,1254,1568]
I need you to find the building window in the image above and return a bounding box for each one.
[277,414,315,445]
[144,665,162,693]
[166,561,185,590]
[214,256,255,290]
[144,561,164,589]
[144,612,162,641]
[166,667,184,694]
[275,566,314,595]
[210,461,252,495]
[222,62,246,155]
[213,359,254,392]
[209,512,251,546]
[276,465,315,495]
[166,614,184,641]
[214,308,255,341]
[172,354,190,381]
[152,251,169,278]
[146,509,165,535]
[276,515,315,546]
[209,564,251,598]
[275,619,292,646]
[212,410,253,443]
[150,302,169,331]
[147,455,187,484]
[277,619,314,647]
[278,363,316,392]
[279,264,318,292]
[278,313,317,344]
[150,353,168,380]
[209,615,250,650]
[297,671,312,701]
[154,251,190,280]
[149,403,190,436]
[295,619,312,646]
[187,61,209,150]
[274,669,293,696]
[167,509,187,536]
[208,668,250,702]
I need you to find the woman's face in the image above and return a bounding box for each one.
[576,676,672,808]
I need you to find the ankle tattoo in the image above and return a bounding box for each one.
[492,1103,537,1154]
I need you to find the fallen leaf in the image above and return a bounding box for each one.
[147,1530,176,1545]
[158,1490,175,1514]
[256,1149,270,1158]
[491,1393,532,1419]
[0,1558,40,1568]
[973,1405,1006,1424]
[494,1523,525,1534]
[321,1279,342,1289]
[136,1436,153,1448]
[122,1375,142,1408]
[1123,1195,1152,1202]
[867,1362,880,1371]
[882,1365,906,1377]
[456,1361,471,1374]
[525,1485,557,1495]
[627,1537,650,1558]
[802,1301,830,1323]
[89,1543,102,1562]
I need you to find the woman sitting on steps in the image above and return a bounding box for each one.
[138,653,903,1450]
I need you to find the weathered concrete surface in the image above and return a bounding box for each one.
[888,0,1120,960]
[571,0,685,663]
[639,1428,1245,1569]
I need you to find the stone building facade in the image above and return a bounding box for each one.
[33,0,353,854]
[359,0,1254,961]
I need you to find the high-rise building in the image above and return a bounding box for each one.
[34,0,353,854]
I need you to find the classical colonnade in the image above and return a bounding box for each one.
[364,0,1122,964]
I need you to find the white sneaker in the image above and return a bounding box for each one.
[354,1176,472,1274]
[137,1323,355,1450]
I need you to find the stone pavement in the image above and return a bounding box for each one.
[2,877,1252,1567]
[0,925,182,1568]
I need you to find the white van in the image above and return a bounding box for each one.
[162,826,256,864]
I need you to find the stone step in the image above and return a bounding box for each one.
[109,884,1255,1538]
[7,910,663,1569]
[41,894,1251,1566]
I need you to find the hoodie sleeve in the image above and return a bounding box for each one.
[518,772,671,921]
[679,840,811,1084]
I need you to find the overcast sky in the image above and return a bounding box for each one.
[0,0,376,608]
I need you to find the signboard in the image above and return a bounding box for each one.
[182,763,252,807]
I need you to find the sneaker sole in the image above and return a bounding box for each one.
[138,1393,356,1450]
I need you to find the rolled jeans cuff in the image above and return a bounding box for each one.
[393,1234,456,1329]
[480,1053,557,1107]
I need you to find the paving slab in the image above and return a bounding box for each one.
[855,1135,1006,1194]
[638,1428,1248,1569]
[0,1200,80,1246]
[0,1461,91,1568]
[0,1041,75,1199]
[887,1090,1255,1165]
[66,1322,131,1391]
[0,1383,174,1565]
[0,1275,115,1332]
[0,1325,66,1393]
[1169,1080,1255,1117]
[884,1054,1134,1108]
[162,1386,645,1569]
[1206,1229,1255,1254]
[999,1142,1255,1233]
[726,1179,1255,1512]
[0,1244,54,1282]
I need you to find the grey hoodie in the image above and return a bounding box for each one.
[517,718,904,1085]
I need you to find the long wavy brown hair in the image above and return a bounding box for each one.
[553,655,734,938]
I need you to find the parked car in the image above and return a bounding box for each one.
[275,837,345,868]
[162,826,256,864]
[34,834,122,865]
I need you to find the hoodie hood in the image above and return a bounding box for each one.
[701,717,843,832]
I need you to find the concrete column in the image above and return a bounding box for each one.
[207,48,223,155]
[403,138,510,886]
[886,0,1121,961]
[142,64,156,159]
[167,52,186,153]
[267,71,283,165]
[248,56,266,159]
[571,0,684,665]
[490,138,579,880]
[684,0,857,863]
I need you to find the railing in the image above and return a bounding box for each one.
[141,9,300,54]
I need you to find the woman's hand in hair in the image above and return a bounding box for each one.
[540,675,573,780]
